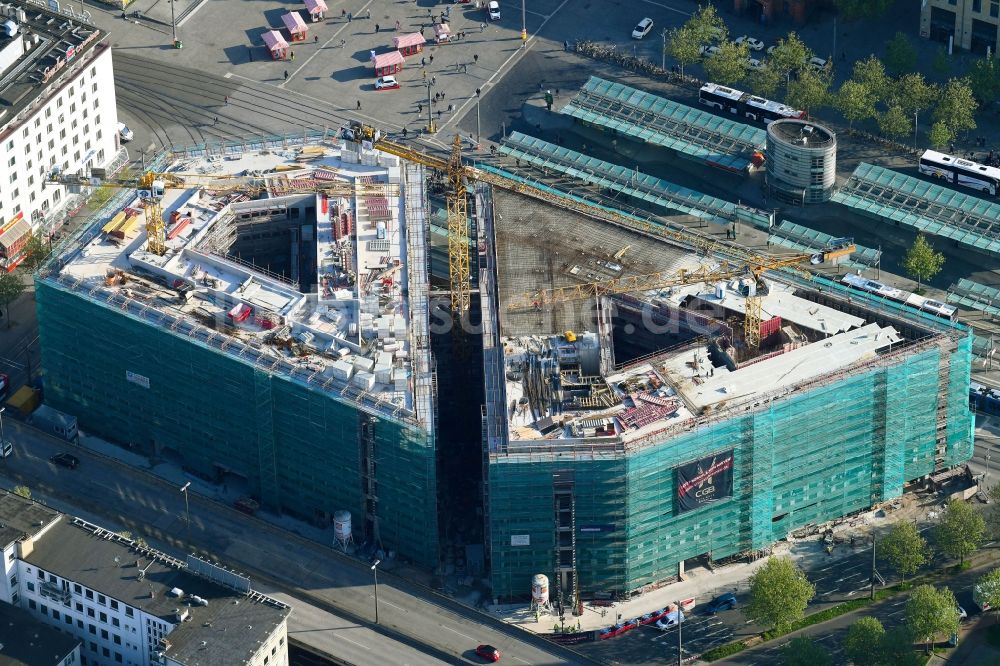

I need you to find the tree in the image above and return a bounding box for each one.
[967,55,1000,106]
[935,498,984,564]
[786,65,832,114]
[881,626,921,666]
[878,522,929,582]
[835,80,877,127]
[19,232,52,273]
[878,105,912,140]
[89,183,116,209]
[885,32,918,76]
[0,271,25,330]
[835,0,893,20]
[928,120,954,149]
[988,483,1000,537]
[768,32,814,81]
[684,4,728,46]
[845,616,886,666]
[666,25,702,76]
[902,234,945,293]
[745,557,816,630]
[893,73,938,139]
[13,486,31,499]
[703,40,751,87]
[905,585,960,652]
[976,568,1000,617]
[781,636,831,666]
[934,77,978,136]
[750,63,783,98]
[932,47,952,77]
[853,55,891,105]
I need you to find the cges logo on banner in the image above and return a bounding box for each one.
[675,450,734,513]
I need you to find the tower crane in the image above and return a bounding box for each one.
[506,243,856,349]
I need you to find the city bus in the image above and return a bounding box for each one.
[917,149,1000,196]
[698,83,806,125]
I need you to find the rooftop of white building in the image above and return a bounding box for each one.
[0,602,80,665]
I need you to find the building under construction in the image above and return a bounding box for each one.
[36,136,441,567]
[480,188,974,604]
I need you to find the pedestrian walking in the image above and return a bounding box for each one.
[357,100,362,110]
[421,56,426,66]
[248,47,253,61]
[395,20,401,30]
[348,12,352,22]
[375,23,380,32]
[315,35,319,43]
[462,63,468,73]
[429,53,434,64]
[224,95,229,104]
[538,82,543,92]
[563,40,568,51]
[438,109,442,119]
[213,117,218,125]
[402,127,408,137]
[366,8,371,19]
[418,103,423,113]
[440,91,445,99]
[431,75,436,85]
[480,22,486,32]
[473,53,479,63]
[422,69,427,80]
[284,70,289,80]
[290,50,295,60]
[448,103,454,112]
[340,39,346,48]
[341,8,346,17]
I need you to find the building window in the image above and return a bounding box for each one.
[8,575,14,588]
[65,614,72,625]
[76,602,83,612]
[974,0,982,9]
[100,612,107,623]
[85,590,93,600]
[53,609,60,620]
[9,593,15,605]
[992,0,999,16]
[7,156,13,167]
[125,608,133,618]
[41,604,48,615]
[101,629,109,640]
[26,582,34,592]
[87,607,95,618]
[113,634,121,645]
[74,584,82,594]
[110,600,118,611]
[89,624,96,635]
[28,599,35,610]
[70,103,76,113]
[102,648,110,658]
[57,97,63,108]
[76,618,83,628]
[112,617,120,627]
[34,118,40,128]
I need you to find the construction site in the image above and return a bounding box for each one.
[32,105,975,607]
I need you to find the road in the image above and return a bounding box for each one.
[0,418,589,666]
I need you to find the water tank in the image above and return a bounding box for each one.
[334,510,352,542]
[531,574,549,605]
[714,282,726,299]
[1,19,16,37]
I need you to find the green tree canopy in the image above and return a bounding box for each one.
[835,80,877,127]
[0,271,25,330]
[902,234,945,293]
[703,40,751,86]
[835,0,893,20]
[976,567,1000,615]
[781,636,831,666]
[932,47,951,77]
[13,486,31,499]
[845,616,886,666]
[881,626,921,666]
[878,105,912,140]
[935,499,984,564]
[878,522,928,581]
[750,63,783,99]
[745,557,816,630]
[885,32,918,76]
[905,585,960,651]
[786,65,832,114]
[893,73,938,115]
[19,232,52,273]
[768,32,814,79]
[685,4,728,46]
[928,120,954,149]
[933,77,978,135]
[967,55,1000,106]
[666,25,702,75]
[853,55,892,104]
[987,483,1000,537]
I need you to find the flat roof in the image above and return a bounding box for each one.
[0,491,61,550]
[0,602,80,666]
[768,118,835,146]
[0,1,106,135]
[24,519,289,666]
[48,143,431,425]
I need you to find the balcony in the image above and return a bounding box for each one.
[39,581,71,604]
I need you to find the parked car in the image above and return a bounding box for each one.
[0,441,12,459]
[958,605,968,620]
[705,592,738,614]
[487,1,500,20]
[631,17,654,40]
[807,56,828,71]
[117,122,134,142]
[234,497,260,515]
[699,45,721,57]
[375,75,400,90]
[766,44,778,56]
[735,35,764,51]
[746,57,763,70]
[655,610,684,629]
[50,453,80,469]
[475,644,502,662]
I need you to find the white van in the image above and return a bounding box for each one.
[488,1,500,20]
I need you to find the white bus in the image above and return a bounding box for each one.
[918,149,1000,196]
[698,84,806,125]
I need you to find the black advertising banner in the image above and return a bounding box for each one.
[676,450,734,513]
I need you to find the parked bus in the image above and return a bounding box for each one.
[698,83,806,125]
[840,274,958,321]
[917,149,1000,196]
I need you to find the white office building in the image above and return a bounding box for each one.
[0,492,290,666]
[0,0,122,268]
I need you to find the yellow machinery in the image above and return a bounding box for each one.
[445,136,471,322]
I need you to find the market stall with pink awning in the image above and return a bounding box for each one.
[393,32,425,56]
[262,30,289,60]
[303,0,327,21]
[371,50,404,76]
[282,11,309,42]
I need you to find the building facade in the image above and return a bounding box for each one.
[0,0,121,269]
[0,602,82,665]
[921,0,1000,54]
[0,492,290,666]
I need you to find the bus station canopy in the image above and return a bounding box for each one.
[262,30,289,51]
[831,162,1000,257]
[282,11,308,35]
[559,76,766,173]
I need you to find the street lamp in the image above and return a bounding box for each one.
[425,82,436,134]
[475,88,482,144]
[520,0,526,42]
[179,482,191,541]
[661,29,667,71]
[0,406,7,453]
[370,559,381,624]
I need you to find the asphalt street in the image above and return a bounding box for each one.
[0,418,589,666]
